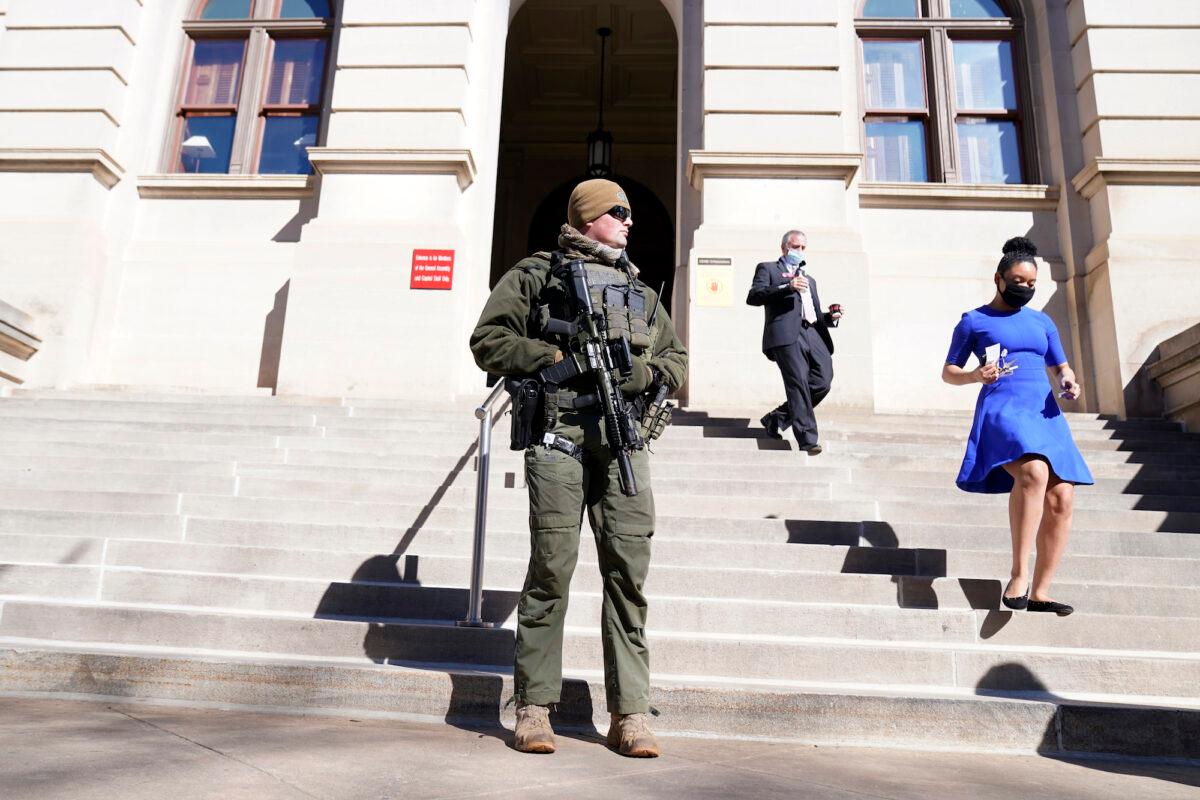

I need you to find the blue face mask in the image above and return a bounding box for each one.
[784,250,804,267]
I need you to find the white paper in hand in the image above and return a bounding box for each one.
[984,343,1001,365]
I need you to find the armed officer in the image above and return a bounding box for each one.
[470,178,687,757]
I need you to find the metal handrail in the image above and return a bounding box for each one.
[457,380,510,628]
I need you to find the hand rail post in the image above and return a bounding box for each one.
[457,381,507,628]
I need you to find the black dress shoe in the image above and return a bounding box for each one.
[759,413,783,440]
[800,443,822,456]
[1028,600,1074,616]
[1001,593,1028,610]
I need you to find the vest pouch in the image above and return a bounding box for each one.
[625,287,652,350]
[601,284,633,343]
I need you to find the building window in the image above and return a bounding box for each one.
[857,0,1032,184]
[170,0,332,175]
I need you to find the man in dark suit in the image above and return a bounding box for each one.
[746,230,843,454]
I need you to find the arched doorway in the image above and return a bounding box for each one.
[489,0,679,310]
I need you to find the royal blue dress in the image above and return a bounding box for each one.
[946,306,1094,493]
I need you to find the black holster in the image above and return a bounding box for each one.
[505,378,543,451]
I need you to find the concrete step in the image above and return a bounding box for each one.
[6,392,1181,430]
[0,469,236,496]
[104,525,1200,590]
[680,408,1184,433]
[0,464,1195,526]
[0,509,183,540]
[0,418,324,438]
[0,426,286,448]
[0,455,237,477]
[173,490,1200,535]
[59,564,1200,650]
[225,472,1200,515]
[22,534,1175,618]
[272,444,1200,483]
[5,644,1197,759]
[7,389,348,406]
[182,514,1200,562]
[0,407,328,427]
[276,434,1200,467]
[0,487,180,515]
[230,460,1200,502]
[302,414,1191,444]
[4,530,1197,616]
[285,423,1200,456]
[0,440,286,464]
[0,533,106,565]
[0,563,101,600]
[8,418,1195,464]
[1,600,1196,699]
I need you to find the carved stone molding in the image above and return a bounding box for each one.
[1072,158,1200,200]
[0,148,124,188]
[858,182,1060,210]
[137,174,316,199]
[307,147,478,190]
[0,299,40,386]
[687,151,862,190]
[1148,323,1200,428]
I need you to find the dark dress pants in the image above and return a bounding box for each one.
[767,325,833,447]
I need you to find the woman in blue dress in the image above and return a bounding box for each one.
[942,237,1094,616]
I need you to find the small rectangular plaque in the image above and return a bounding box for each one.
[410,249,455,290]
[696,264,734,307]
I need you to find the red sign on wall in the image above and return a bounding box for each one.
[410,249,455,290]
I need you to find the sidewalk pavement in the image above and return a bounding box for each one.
[2,696,1197,800]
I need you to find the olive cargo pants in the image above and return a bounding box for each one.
[514,411,654,715]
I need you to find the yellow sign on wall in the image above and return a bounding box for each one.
[695,262,734,307]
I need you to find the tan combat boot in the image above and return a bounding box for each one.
[607,712,660,758]
[513,703,556,754]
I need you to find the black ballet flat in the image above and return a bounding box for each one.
[1028,600,1074,616]
[1001,593,1028,611]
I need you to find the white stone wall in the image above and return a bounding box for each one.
[0,0,141,388]
[0,0,1195,416]
[1069,0,1200,416]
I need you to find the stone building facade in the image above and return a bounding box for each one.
[0,0,1195,417]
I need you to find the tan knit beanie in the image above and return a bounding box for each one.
[567,178,631,230]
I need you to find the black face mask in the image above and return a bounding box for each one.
[999,278,1035,308]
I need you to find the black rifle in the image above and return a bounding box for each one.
[538,257,645,496]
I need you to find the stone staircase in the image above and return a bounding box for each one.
[0,389,1198,759]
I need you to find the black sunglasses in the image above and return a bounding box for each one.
[606,205,631,222]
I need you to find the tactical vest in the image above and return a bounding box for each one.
[526,253,654,354]
[583,263,653,352]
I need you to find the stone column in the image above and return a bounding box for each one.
[276,0,508,399]
[0,0,137,387]
[683,0,874,410]
[1068,0,1200,417]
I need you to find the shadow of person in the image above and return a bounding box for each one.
[442,673,600,751]
[444,672,509,746]
[549,678,603,743]
[975,662,1200,785]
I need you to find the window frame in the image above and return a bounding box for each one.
[163,0,334,175]
[855,0,1037,185]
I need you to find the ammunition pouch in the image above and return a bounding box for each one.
[639,385,674,442]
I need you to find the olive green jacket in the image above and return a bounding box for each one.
[469,252,688,395]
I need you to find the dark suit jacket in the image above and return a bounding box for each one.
[746,257,836,359]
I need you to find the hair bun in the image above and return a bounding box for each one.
[1002,236,1038,258]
